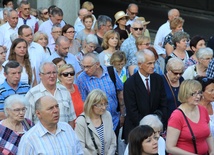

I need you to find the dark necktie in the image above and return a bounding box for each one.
[145,78,150,94]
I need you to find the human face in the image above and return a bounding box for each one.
[176,38,188,50]
[142,133,158,155]
[92,100,108,116]
[113,60,126,73]
[4,66,22,87]
[169,9,180,21]
[59,68,75,86]
[84,17,93,30]
[7,103,26,122]
[127,5,138,20]
[199,55,212,68]
[174,24,183,32]
[168,69,183,83]
[55,40,70,57]
[20,4,30,17]
[14,41,27,57]
[63,27,75,40]
[139,53,155,77]
[102,21,112,33]
[137,40,151,50]
[0,47,6,64]
[36,97,60,127]
[87,7,94,15]
[85,43,96,53]
[37,34,48,48]
[203,83,214,102]
[50,14,63,25]
[192,40,206,53]
[187,90,202,106]
[51,27,62,40]
[20,28,33,44]
[40,64,57,87]
[108,34,119,48]
[117,17,128,26]
[81,57,99,76]
[5,1,14,8]
[131,23,143,38]
[8,10,18,28]
[42,9,49,20]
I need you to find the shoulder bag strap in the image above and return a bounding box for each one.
[177,108,198,154]
[79,115,99,155]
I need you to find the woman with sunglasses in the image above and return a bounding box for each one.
[183,47,213,80]
[166,79,214,154]
[162,57,184,121]
[0,94,33,155]
[195,77,214,137]
[58,64,83,117]
[75,89,116,155]
[37,7,49,26]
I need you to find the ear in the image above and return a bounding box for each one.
[36,110,41,119]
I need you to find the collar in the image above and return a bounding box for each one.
[138,70,150,81]
[39,82,59,93]
[87,65,107,79]
[3,80,22,90]
[18,12,31,19]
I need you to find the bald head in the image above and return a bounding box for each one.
[79,8,88,20]
[168,9,180,21]
[56,36,69,46]
[35,96,57,111]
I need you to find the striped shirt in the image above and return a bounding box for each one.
[96,123,104,155]
[17,121,83,155]
[0,80,30,112]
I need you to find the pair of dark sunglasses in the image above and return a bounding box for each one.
[132,27,143,31]
[61,72,75,77]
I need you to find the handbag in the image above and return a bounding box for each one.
[177,108,198,154]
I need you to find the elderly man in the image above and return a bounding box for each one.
[77,53,125,136]
[94,15,112,53]
[18,96,83,155]
[17,1,38,33]
[39,7,65,48]
[74,8,88,34]
[25,62,76,128]
[0,61,30,120]
[154,8,180,56]
[120,19,143,75]
[48,25,62,52]
[126,3,139,26]
[0,0,14,20]
[122,49,167,143]
[0,9,18,57]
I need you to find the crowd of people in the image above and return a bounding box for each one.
[0,0,214,155]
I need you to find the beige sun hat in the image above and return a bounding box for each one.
[137,17,150,25]
[114,11,129,23]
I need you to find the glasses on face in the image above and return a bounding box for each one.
[41,71,58,76]
[10,107,27,114]
[94,103,109,108]
[128,10,138,15]
[171,70,183,76]
[66,31,76,34]
[132,27,143,31]
[191,90,202,97]
[61,71,75,77]
[89,9,93,12]
[43,11,48,15]
[201,57,212,61]
[82,63,96,70]
[52,31,62,34]
[141,43,151,46]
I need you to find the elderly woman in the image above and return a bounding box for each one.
[166,79,214,154]
[99,30,120,66]
[162,57,184,120]
[62,24,81,55]
[34,31,52,60]
[183,47,213,80]
[195,77,214,137]
[163,17,184,56]
[125,114,165,155]
[58,64,83,117]
[0,94,33,155]
[75,89,116,155]
[185,35,206,69]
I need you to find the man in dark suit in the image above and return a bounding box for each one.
[122,49,167,143]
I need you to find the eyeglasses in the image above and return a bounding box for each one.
[82,63,96,69]
[52,31,62,34]
[141,43,151,46]
[10,107,27,113]
[43,11,48,15]
[201,57,212,61]
[66,31,76,34]
[171,70,183,76]
[61,71,75,77]
[41,71,58,76]
[132,27,143,31]
[94,103,109,108]
[191,90,202,97]
[89,9,93,12]
[128,10,138,15]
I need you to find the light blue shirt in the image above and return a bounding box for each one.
[17,121,83,155]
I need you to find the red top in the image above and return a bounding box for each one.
[168,105,210,154]
[71,84,84,117]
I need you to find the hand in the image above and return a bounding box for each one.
[120,116,125,127]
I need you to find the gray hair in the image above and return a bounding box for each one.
[166,57,185,71]
[7,8,16,17]
[50,7,63,16]
[4,60,23,74]
[97,15,112,30]
[39,62,57,74]
[51,25,61,32]
[85,34,98,44]
[139,114,163,131]
[83,52,99,64]
[196,47,213,59]
[131,19,143,27]
[135,49,154,63]
[172,31,189,47]
[168,8,179,16]
[4,94,28,117]
[33,31,49,44]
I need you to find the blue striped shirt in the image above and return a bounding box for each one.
[96,123,104,155]
[17,121,83,155]
[77,66,123,130]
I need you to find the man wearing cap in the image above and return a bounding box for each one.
[114,11,130,43]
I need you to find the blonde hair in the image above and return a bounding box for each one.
[135,36,151,50]
[33,31,49,44]
[110,50,126,65]
[101,30,120,49]
[57,64,75,81]
[82,1,94,10]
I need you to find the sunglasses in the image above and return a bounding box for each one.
[89,9,93,12]
[171,70,183,76]
[43,11,48,15]
[132,27,143,31]
[61,72,75,77]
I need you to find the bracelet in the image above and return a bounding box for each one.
[120,114,126,117]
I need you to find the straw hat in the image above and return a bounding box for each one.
[137,17,150,25]
[114,11,129,23]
